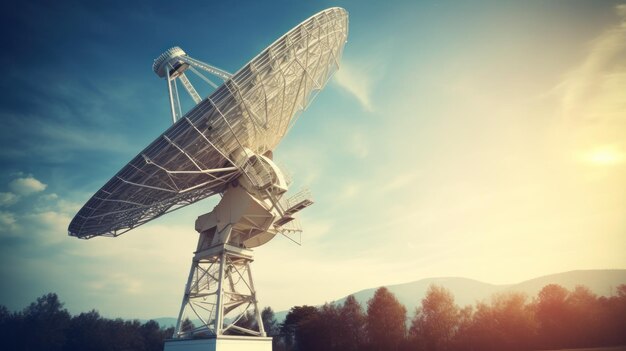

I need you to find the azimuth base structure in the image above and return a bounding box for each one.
[164,336,272,351]
[165,146,312,349]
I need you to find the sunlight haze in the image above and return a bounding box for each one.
[0,0,624,319]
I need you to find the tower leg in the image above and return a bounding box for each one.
[174,258,199,338]
[172,244,267,339]
[214,252,227,335]
[247,261,266,337]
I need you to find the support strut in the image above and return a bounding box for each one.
[173,243,265,338]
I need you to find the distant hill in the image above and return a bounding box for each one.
[328,270,626,318]
[152,269,626,325]
[505,270,625,297]
[334,277,501,314]
[150,317,178,328]
[273,276,502,323]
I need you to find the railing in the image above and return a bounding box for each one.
[239,157,274,189]
[281,188,313,210]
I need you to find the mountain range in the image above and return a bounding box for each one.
[153,269,626,326]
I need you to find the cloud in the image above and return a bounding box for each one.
[0,192,18,207]
[39,193,59,201]
[379,171,421,193]
[552,4,626,168]
[0,181,77,244]
[0,211,17,228]
[25,211,72,235]
[618,4,626,19]
[334,61,375,112]
[557,4,626,123]
[86,273,144,295]
[36,120,137,154]
[9,176,47,196]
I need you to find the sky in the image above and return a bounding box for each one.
[0,0,624,319]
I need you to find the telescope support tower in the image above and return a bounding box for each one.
[166,148,313,351]
[173,242,266,338]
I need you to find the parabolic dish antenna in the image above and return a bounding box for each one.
[69,7,347,239]
[68,7,348,349]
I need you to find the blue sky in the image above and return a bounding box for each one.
[1,0,625,319]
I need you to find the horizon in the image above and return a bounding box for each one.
[1,0,625,320]
[12,268,626,322]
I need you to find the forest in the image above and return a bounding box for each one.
[1,283,624,351]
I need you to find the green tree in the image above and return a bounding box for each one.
[261,307,281,350]
[338,295,366,351]
[142,320,166,351]
[261,306,278,336]
[316,303,342,351]
[0,305,20,351]
[410,285,459,351]
[614,284,626,344]
[567,285,601,347]
[280,305,319,351]
[598,284,626,346]
[180,317,195,336]
[471,292,536,351]
[66,310,108,351]
[0,305,9,322]
[501,292,536,349]
[233,310,258,334]
[23,293,71,351]
[535,284,570,349]
[453,305,474,351]
[366,287,407,351]
[0,293,178,351]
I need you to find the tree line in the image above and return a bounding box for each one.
[0,293,172,351]
[272,283,626,351]
[1,283,625,351]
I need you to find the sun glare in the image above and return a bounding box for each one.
[582,146,624,166]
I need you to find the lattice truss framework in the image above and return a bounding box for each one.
[176,252,264,338]
[69,8,348,239]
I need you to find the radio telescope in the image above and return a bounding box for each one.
[69,7,348,351]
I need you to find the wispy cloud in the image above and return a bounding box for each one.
[0,211,17,229]
[557,4,626,123]
[86,272,144,295]
[0,192,18,207]
[36,120,138,154]
[552,4,626,168]
[334,60,375,112]
[379,171,421,193]
[39,193,59,201]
